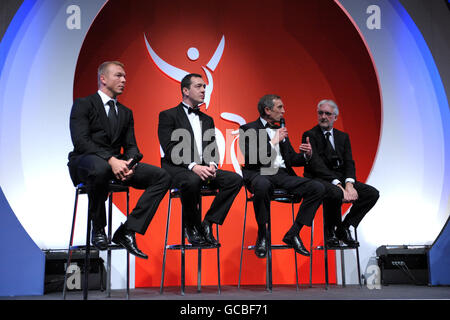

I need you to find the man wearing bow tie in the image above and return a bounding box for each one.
[158,73,243,246]
[302,99,379,248]
[68,61,171,259]
[239,94,325,258]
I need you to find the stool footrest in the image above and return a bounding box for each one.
[69,244,126,251]
[166,244,221,250]
[314,245,359,250]
[246,244,293,250]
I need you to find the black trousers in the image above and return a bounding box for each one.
[247,169,325,228]
[168,168,243,228]
[70,154,171,234]
[316,178,380,232]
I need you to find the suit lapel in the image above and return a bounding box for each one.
[92,93,112,139]
[176,104,195,137]
[177,104,201,161]
[255,118,273,160]
[313,125,329,152]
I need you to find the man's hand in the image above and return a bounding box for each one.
[338,182,358,203]
[271,127,288,145]
[192,164,217,181]
[345,182,358,202]
[299,136,312,157]
[108,156,134,181]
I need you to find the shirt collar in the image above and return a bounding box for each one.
[259,117,268,127]
[321,128,334,136]
[97,90,117,106]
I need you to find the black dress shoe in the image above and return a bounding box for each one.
[325,230,341,248]
[282,233,310,256]
[91,228,108,251]
[112,224,148,259]
[335,226,359,247]
[254,234,267,258]
[184,225,207,246]
[201,220,219,246]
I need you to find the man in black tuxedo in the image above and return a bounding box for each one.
[68,61,171,259]
[302,99,379,247]
[158,73,242,246]
[239,94,325,257]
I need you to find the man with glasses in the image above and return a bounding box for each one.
[302,99,379,248]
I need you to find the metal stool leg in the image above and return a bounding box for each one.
[83,206,92,300]
[355,228,362,287]
[63,187,81,299]
[266,219,272,292]
[323,218,329,290]
[216,224,221,294]
[197,249,202,292]
[181,207,186,296]
[238,194,249,289]
[340,248,346,287]
[106,192,113,297]
[197,197,202,293]
[309,219,314,288]
[126,189,130,299]
[291,202,299,291]
[160,195,172,294]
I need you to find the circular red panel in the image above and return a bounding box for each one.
[75,0,381,287]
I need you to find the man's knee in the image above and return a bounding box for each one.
[180,173,202,191]
[157,168,172,189]
[251,176,272,196]
[308,180,326,197]
[367,186,380,202]
[325,184,343,202]
[229,172,243,189]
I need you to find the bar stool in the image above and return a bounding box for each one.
[238,187,301,292]
[62,182,130,300]
[160,185,221,295]
[309,210,362,289]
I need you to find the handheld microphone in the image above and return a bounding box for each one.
[127,153,143,169]
[280,118,286,142]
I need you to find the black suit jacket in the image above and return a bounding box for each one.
[68,92,140,183]
[239,118,308,182]
[302,125,356,183]
[158,103,219,176]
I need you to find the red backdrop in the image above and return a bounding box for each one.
[74,0,381,287]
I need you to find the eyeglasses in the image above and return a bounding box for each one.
[318,111,334,116]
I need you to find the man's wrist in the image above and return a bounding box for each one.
[188,162,198,170]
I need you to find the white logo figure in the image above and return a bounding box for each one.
[144,33,225,110]
[144,33,246,175]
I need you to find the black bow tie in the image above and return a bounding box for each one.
[265,122,280,129]
[185,106,201,115]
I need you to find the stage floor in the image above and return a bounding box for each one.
[4,284,450,300]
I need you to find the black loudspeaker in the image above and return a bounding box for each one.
[43,250,106,293]
[376,245,430,285]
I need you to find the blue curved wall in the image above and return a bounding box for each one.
[429,218,450,285]
[0,187,44,296]
[0,0,44,297]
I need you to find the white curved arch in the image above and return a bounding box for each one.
[144,33,189,82]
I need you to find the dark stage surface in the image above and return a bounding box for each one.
[3,285,449,318]
[3,284,449,300]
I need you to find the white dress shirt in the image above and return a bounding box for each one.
[181,102,218,170]
[323,128,355,186]
[97,90,117,115]
[259,117,286,169]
